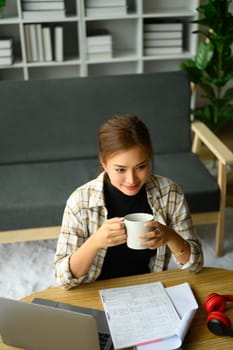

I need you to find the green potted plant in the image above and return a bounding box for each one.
[180,0,233,134]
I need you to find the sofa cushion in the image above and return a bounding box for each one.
[154,152,220,213]
[0,159,99,230]
[1,152,220,231]
[0,71,191,165]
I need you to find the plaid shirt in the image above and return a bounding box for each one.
[53,172,203,289]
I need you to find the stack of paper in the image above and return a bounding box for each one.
[144,22,183,56]
[100,282,198,350]
[86,29,112,60]
[0,38,13,65]
[22,0,65,20]
[85,0,127,17]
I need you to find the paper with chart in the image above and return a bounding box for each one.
[136,282,198,349]
[99,281,181,349]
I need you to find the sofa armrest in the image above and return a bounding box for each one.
[191,120,233,166]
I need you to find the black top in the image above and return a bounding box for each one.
[97,180,155,280]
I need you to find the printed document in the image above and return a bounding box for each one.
[136,282,198,349]
[99,281,181,349]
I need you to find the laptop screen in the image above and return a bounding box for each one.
[0,297,112,350]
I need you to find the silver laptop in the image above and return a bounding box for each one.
[0,297,112,350]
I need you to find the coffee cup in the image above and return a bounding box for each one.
[124,213,154,250]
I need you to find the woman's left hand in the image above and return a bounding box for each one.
[139,221,191,265]
[139,221,171,250]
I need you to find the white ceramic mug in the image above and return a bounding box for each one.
[124,213,154,250]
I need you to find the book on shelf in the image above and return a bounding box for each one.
[88,51,112,60]
[100,282,198,350]
[144,39,183,48]
[87,35,112,46]
[0,56,13,65]
[0,38,12,49]
[0,48,12,57]
[86,29,112,54]
[36,24,44,62]
[42,27,53,61]
[0,42,13,65]
[87,43,112,53]
[29,24,38,62]
[87,31,112,46]
[86,0,126,7]
[144,46,183,55]
[24,24,38,62]
[24,25,32,61]
[86,6,127,17]
[144,31,182,40]
[54,26,63,62]
[144,23,183,32]
[22,9,65,20]
[22,1,65,11]
[24,24,63,63]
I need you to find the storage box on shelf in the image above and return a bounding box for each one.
[0,0,199,80]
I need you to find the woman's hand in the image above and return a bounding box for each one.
[93,217,127,249]
[139,221,173,250]
[139,220,191,264]
[70,217,126,278]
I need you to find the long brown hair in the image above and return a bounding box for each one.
[98,114,153,166]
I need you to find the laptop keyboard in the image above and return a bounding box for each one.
[99,332,111,350]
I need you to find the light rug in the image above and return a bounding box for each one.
[0,208,232,300]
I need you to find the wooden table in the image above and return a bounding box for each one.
[1,267,233,350]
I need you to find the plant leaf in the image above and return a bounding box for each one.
[180,60,203,83]
[195,42,214,70]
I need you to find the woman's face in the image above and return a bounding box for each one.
[101,146,150,196]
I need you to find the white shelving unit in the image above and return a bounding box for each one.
[0,0,199,80]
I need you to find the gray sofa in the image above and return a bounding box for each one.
[1,71,232,254]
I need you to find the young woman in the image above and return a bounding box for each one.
[54,115,203,289]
